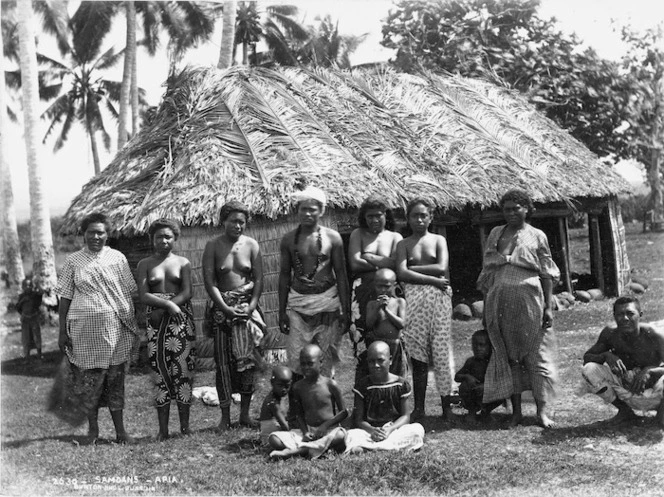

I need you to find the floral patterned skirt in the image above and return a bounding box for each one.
[146,295,196,406]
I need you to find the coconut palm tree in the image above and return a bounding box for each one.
[234,1,261,65]
[0,0,25,287]
[117,1,218,148]
[261,4,309,66]
[298,15,367,69]
[16,0,56,292]
[40,1,150,175]
[218,0,237,69]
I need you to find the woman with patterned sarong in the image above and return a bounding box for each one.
[348,197,402,382]
[396,198,456,421]
[477,189,560,428]
[54,213,137,444]
[203,201,264,431]
[137,219,195,440]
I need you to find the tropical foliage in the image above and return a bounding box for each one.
[381,0,662,217]
[616,25,664,218]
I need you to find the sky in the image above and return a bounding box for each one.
[4,0,663,221]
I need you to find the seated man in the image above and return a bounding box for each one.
[268,344,349,459]
[580,296,664,427]
[345,341,424,454]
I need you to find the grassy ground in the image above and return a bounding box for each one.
[1,224,663,496]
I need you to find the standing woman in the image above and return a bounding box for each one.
[348,197,402,345]
[56,213,137,444]
[203,201,265,431]
[396,199,455,421]
[477,189,559,428]
[137,219,195,440]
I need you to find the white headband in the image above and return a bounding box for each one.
[292,186,327,207]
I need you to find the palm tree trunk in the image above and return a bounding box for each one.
[218,0,237,69]
[88,120,101,176]
[0,0,26,287]
[129,2,139,136]
[17,0,56,292]
[242,41,248,65]
[118,0,136,149]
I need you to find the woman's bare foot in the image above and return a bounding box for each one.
[115,432,135,445]
[156,432,169,441]
[508,413,524,428]
[238,417,259,429]
[537,413,556,429]
[656,402,664,429]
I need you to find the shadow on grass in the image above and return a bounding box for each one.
[0,351,61,377]
[536,417,663,446]
[1,351,153,378]
[0,433,157,449]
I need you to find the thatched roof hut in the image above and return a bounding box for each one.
[61,66,631,359]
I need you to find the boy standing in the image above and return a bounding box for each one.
[455,330,502,423]
[355,268,407,382]
[345,341,424,453]
[16,278,43,360]
[268,344,349,459]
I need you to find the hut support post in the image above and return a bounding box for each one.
[478,224,487,256]
[588,214,605,294]
[557,217,573,294]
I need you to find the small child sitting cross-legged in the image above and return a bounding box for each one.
[454,329,502,424]
[344,341,424,454]
[355,268,408,384]
[259,365,293,446]
[268,344,349,459]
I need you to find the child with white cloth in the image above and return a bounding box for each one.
[345,341,424,454]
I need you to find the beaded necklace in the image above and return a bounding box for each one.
[294,226,323,280]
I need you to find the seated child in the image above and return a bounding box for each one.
[16,277,43,360]
[345,341,424,454]
[454,329,501,423]
[259,365,293,445]
[355,268,408,384]
[268,344,349,459]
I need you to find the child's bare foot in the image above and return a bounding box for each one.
[607,407,639,426]
[269,448,301,460]
[349,446,364,455]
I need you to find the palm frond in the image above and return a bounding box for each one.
[59,66,629,236]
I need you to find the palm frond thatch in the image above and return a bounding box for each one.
[60,66,629,235]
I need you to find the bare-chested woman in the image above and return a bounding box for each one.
[278,187,350,377]
[137,219,195,440]
[348,197,402,354]
[203,201,265,431]
[396,198,456,421]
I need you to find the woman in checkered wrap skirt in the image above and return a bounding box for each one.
[137,219,195,441]
[56,213,137,444]
[396,198,456,421]
[477,189,560,428]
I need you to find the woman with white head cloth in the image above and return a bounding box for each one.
[278,186,351,378]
